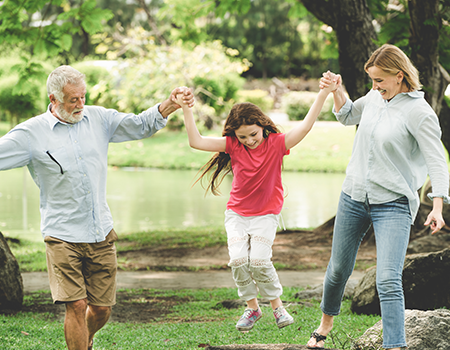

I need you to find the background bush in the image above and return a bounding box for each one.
[0,56,48,126]
[236,89,274,113]
[72,61,114,106]
[77,41,248,130]
[282,91,335,121]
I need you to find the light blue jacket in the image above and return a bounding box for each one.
[0,104,167,242]
[335,89,449,223]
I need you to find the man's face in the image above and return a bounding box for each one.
[51,83,86,124]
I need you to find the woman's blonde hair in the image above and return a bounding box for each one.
[364,44,421,91]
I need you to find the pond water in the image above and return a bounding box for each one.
[0,167,345,240]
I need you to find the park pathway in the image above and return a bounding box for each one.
[22,270,364,292]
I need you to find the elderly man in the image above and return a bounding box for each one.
[0,65,194,349]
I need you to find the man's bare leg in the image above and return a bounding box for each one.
[86,305,111,348]
[65,299,88,350]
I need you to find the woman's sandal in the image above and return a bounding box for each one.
[307,330,327,349]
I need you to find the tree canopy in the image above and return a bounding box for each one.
[1,0,449,150]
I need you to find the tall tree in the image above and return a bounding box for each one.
[408,0,450,150]
[167,0,449,151]
[299,0,450,151]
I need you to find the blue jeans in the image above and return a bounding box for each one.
[321,192,410,349]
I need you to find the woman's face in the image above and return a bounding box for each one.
[367,66,404,101]
[235,124,264,149]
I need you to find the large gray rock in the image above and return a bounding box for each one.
[294,280,359,300]
[206,345,340,350]
[407,234,450,254]
[352,309,450,350]
[0,232,23,311]
[403,248,450,310]
[350,266,378,315]
[351,248,450,315]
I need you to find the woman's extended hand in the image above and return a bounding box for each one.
[319,71,341,92]
[424,210,446,234]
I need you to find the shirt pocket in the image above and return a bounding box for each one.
[40,147,73,175]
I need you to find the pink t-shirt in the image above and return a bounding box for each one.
[225,133,290,216]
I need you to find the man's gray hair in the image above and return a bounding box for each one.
[47,65,86,102]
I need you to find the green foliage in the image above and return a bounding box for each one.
[282,91,335,122]
[0,0,113,101]
[163,0,339,79]
[161,0,251,44]
[236,89,274,113]
[193,73,244,114]
[88,41,248,119]
[0,0,112,56]
[72,61,114,105]
[0,74,47,126]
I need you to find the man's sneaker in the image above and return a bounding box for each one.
[273,305,294,329]
[236,307,262,331]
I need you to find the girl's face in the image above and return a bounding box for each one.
[235,124,264,149]
[367,66,404,101]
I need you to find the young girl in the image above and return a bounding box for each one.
[176,76,336,331]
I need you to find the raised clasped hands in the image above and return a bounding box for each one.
[171,86,195,109]
[320,70,341,92]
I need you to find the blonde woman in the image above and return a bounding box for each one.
[307,44,450,350]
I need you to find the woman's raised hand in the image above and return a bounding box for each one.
[320,71,341,92]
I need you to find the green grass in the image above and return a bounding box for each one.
[1,288,381,350]
[117,226,228,251]
[7,239,47,272]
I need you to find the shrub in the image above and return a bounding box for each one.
[236,89,273,113]
[72,61,114,106]
[193,73,244,114]
[0,75,46,126]
[96,41,248,118]
[282,91,335,121]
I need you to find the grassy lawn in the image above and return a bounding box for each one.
[0,288,381,350]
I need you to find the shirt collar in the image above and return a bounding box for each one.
[405,90,424,98]
[44,104,87,130]
[382,90,424,105]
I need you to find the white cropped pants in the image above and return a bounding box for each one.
[224,209,283,301]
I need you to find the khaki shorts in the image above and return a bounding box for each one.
[44,229,118,306]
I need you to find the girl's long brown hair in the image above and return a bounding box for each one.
[197,102,280,196]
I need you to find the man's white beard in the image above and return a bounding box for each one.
[55,104,84,124]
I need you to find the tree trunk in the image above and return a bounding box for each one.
[300,0,377,100]
[409,0,450,152]
[439,97,450,152]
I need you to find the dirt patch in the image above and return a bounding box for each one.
[5,290,191,324]
[116,229,377,272]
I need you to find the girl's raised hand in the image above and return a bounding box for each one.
[319,71,341,93]
[171,87,194,108]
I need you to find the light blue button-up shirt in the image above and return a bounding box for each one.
[0,104,167,243]
[335,89,449,223]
